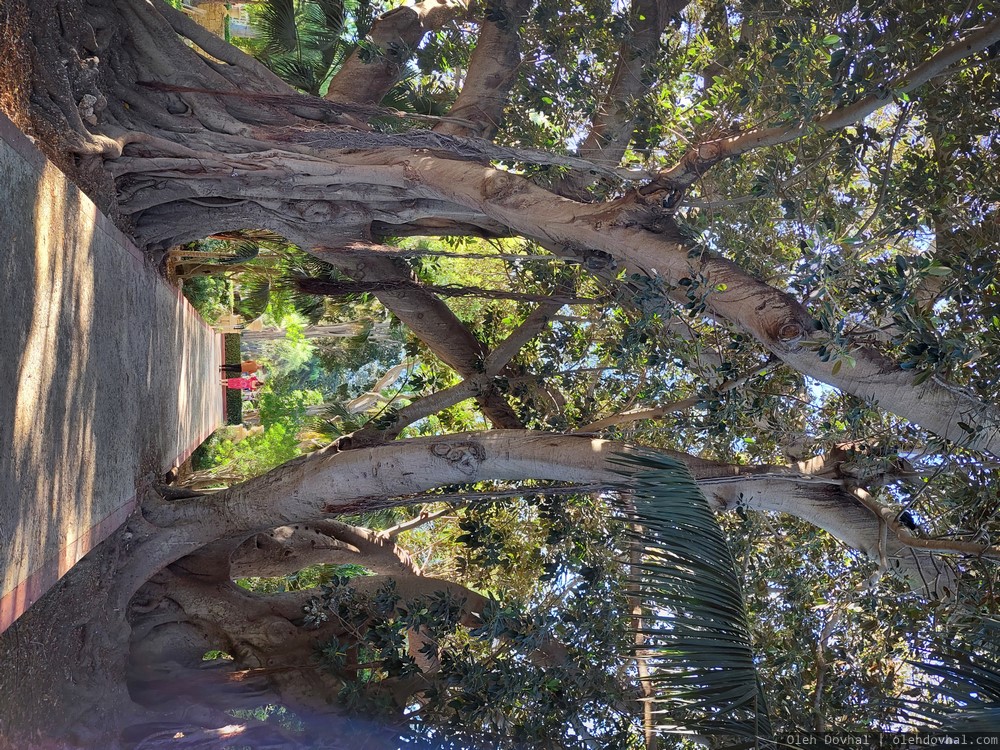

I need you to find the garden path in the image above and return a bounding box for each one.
[0,113,223,633]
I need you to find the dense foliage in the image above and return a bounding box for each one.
[5,0,1000,745]
[164,0,1000,737]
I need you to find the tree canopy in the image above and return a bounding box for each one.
[2,0,1000,746]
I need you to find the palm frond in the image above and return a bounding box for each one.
[352,0,377,39]
[946,709,1000,731]
[257,0,300,55]
[303,0,350,60]
[380,75,454,118]
[611,449,772,741]
[248,0,359,94]
[291,290,328,323]
[284,255,342,280]
[303,400,360,438]
[313,0,347,32]
[317,401,353,422]
[235,279,271,322]
[899,621,1000,731]
[269,273,336,323]
[267,56,325,96]
[215,241,260,265]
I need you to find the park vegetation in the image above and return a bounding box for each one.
[1,0,999,746]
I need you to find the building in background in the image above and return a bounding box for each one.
[176,1,256,40]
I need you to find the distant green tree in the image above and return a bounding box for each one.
[181,274,232,324]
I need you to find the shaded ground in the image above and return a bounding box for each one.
[0,115,223,629]
[0,20,225,739]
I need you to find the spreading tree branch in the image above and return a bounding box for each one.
[325,0,470,105]
[316,248,525,429]
[388,151,1000,455]
[433,0,532,138]
[379,506,453,539]
[344,301,559,448]
[555,0,689,198]
[143,432,959,598]
[644,19,1000,192]
[576,359,779,433]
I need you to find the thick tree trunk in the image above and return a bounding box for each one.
[27,0,995,453]
[128,566,484,719]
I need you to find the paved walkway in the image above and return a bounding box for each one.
[0,114,223,632]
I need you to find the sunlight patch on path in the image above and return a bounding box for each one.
[0,114,223,631]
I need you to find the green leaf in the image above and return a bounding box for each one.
[258,0,300,54]
[610,450,771,739]
[926,265,953,277]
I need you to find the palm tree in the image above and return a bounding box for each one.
[900,618,1000,731]
[246,0,451,111]
[248,0,375,97]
